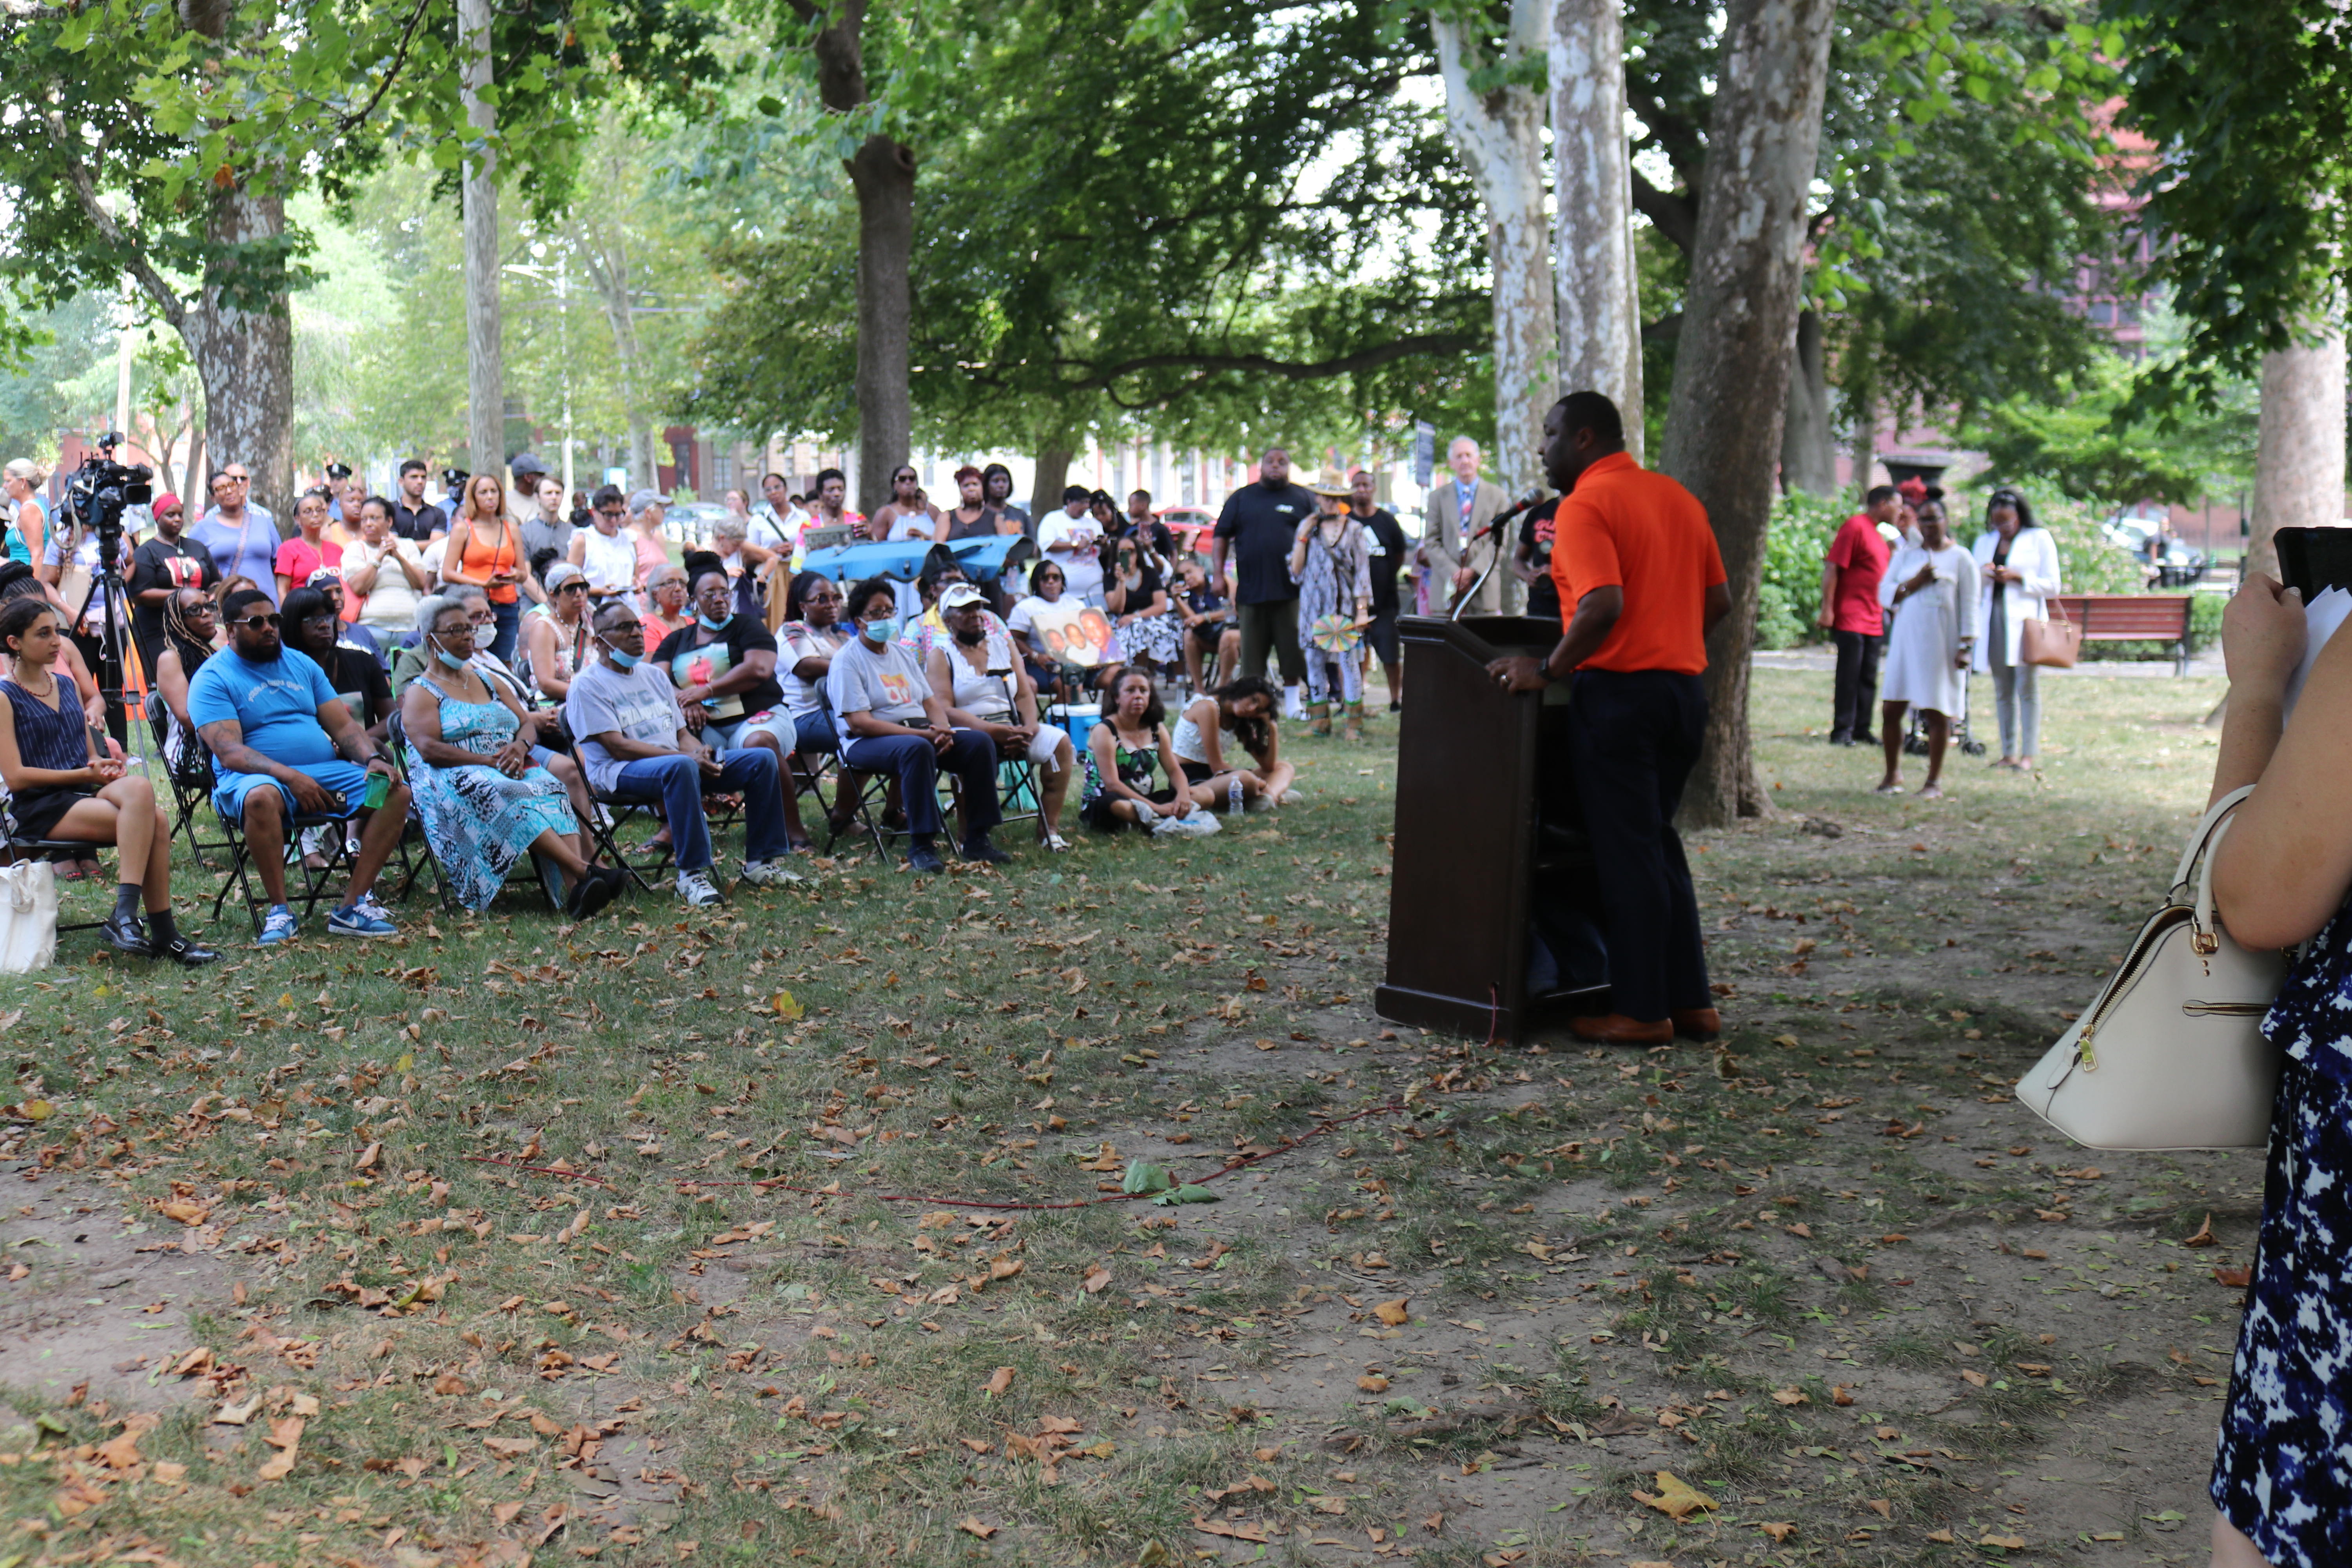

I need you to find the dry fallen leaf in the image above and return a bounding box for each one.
[1979,1534,2027,1550]
[957,1518,996,1539]
[157,1200,210,1227]
[1630,1470,1719,1522]
[255,1416,304,1482]
[1082,1266,1112,1294]
[1373,1298,1410,1326]
[2182,1214,2217,1248]
[1771,1386,1808,1406]
[1960,1369,1989,1388]
[985,1366,1016,1396]
[354,1141,382,1171]
[1356,1375,1389,1393]
[1759,1522,1796,1543]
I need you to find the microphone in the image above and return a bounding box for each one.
[1464,491,1550,546]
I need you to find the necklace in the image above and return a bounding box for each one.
[15,665,58,700]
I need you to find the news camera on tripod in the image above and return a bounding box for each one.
[43,435,153,751]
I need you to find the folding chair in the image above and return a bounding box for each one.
[0,797,107,946]
[203,756,365,938]
[563,733,730,900]
[146,692,230,872]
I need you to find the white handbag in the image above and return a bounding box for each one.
[0,858,59,975]
[2018,785,2285,1151]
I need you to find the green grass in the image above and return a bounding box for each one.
[0,661,2246,1564]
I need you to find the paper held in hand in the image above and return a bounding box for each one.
[2282,586,2352,721]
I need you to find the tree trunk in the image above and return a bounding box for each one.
[1658,0,1836,828]
[1031,445,1075,526]
[459,0,503,483]
[1433,0,1557,510]
[1550,0,1644,460]
[574,228,656,489]
[1780,309,1835,494]
[2247,332,2348,580]
[848,133,916,511]
[182,426,205,509]
[1845,383,1877,501]
[181,190,294,532]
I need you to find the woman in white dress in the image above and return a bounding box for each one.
[1875,499,1978,799]
[1967,488,2062,771]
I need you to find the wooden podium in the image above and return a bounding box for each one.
[1375,614,1611,1042]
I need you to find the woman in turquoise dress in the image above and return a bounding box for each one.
[398,597,622,918]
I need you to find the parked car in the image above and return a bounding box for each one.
[2103,518,2207,588]
[664,501,731,544]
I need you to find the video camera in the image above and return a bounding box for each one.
[60,433,153,566]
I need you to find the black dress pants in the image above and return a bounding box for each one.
[1830,628,1882,741]
[1564,668,1711,1023]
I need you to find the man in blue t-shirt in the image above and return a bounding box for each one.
[187,588,412,944]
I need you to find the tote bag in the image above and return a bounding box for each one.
[0,858,59,974]
[2020,595,2082,668]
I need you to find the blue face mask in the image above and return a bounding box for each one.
[860,616,898,646]
[697,612,730,632]
[429,635,467,671]
[600,637,640,670]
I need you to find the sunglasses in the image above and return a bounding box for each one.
[559,581,589,593]
[234,613,281,630]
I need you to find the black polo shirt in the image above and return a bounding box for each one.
[392,497,448,544]
[1357,506,1408,615]
[1212,481,1318,606]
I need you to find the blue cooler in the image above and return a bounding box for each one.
[1057,702,1102,758]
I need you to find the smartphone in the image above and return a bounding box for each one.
[2273,527,2352,600]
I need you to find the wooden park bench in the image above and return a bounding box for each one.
[2044,594,2195,675]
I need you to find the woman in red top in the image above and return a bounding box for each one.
[273,489,343,606]
[441,472,530,664]
[1818,486,1899,745]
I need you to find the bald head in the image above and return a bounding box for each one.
[1259,448,1291,488]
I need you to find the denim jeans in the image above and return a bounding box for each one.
[608,748,790,870]
[839,728,1003,843]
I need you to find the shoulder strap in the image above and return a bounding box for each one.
[2172,784,2257,891]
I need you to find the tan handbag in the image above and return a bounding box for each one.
[2019,595,2081,668]
[2017,786,2283,1150]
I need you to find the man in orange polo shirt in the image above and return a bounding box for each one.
[1488,392,1731,1046]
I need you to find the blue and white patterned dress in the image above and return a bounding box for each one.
[2213,906,2352,1565]
[403,683,575,911]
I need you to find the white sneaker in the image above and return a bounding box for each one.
[740,859,804,887]
[675,869,723,907]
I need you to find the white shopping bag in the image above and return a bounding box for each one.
[0,859,58,973]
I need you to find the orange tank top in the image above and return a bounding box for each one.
[460,519,519,604]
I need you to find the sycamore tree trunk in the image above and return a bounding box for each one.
[1433,0,1556,512]
[2247,332,2348,580]
[848,134,915,511]
[575,228,657,487]
[1659,0,1836,827]
[793,0,914,513]
[180,190,294,530]
[1780,309,1836,494]
[1550,0,1643,459]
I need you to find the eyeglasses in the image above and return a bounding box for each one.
[597,507,624,519]
[234,613,281,630]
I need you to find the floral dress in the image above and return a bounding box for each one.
[1294,518,1374,704]
[1079,725,1168,832]
[403,681,577,911]
[2212,904,2352,1565]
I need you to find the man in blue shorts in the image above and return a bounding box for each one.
[189,588,413,944]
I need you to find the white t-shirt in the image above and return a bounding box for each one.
[577,526,638,598]
[1039,512,1105,602]
[352,537,425,638]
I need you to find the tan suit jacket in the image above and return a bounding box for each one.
[1422,477,1515,615]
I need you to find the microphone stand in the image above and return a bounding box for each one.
[1448,492,1549,622]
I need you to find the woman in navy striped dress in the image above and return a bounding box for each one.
[0,598,217,964]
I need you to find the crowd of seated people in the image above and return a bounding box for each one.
[0,471,1338,949]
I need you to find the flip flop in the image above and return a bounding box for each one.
[1873,783,1904,796]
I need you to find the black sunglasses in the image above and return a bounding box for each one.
[234,613,281,630]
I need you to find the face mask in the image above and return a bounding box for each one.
[599,637,639,670]
[430,635,468,671]
[860,616,898,645]
[953,626,986,647]
[697,612,729,632]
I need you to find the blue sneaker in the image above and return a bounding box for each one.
[256,905,298,946]
[327,900,399,939]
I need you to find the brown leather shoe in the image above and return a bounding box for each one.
[1671,1008,1722,1041]
[1571,1013,1672,1045]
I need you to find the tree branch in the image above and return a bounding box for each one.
[1624,82,1704,190]
[41,111,187,332]
[335,0,435,132]
[1630,165,1695,253]
[1063,330,1481,395]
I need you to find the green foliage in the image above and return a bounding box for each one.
[2107,0,2352,406]
[1944,484,2146,596]
[683,0,1485,452]
[1957,351,2257,508]
[1755,491,1852,650]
